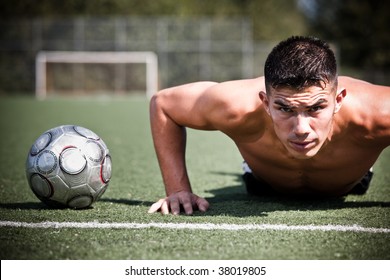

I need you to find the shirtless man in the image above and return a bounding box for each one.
[148,36,390,215]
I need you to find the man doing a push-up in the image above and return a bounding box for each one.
[148,36,390,215]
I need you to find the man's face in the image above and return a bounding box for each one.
[261,83,345,159]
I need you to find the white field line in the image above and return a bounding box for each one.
[0,220,389,233]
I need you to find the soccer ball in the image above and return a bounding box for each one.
[25,125,112,209]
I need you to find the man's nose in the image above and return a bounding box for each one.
[293,114,311,137]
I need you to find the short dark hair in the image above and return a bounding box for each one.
[264,36,338,93]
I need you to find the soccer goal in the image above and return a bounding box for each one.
[35,51,158,99]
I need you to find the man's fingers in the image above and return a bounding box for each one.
[148,199,165,213]
[196,197,210,212]
[148,198,171,215]
[169,197,180,215]
[180,196,194,215]
[148,193,209,215]
[160,200,170,215]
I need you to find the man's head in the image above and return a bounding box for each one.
[261,36,346,159]
[264,36,338,92]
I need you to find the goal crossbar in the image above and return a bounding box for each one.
[36,51,158,99]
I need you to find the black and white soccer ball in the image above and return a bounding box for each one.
[25,125,112,209]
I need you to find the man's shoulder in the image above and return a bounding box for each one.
[339,76,389,109]
[201,77,263,114]
[338,76,390,146]
[338,76,368,85]
[205,77,265,98]
[339,76,389,94]
[202,77,267,135]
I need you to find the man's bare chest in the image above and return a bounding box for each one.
[236,137,380,195]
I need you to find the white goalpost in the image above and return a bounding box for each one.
[35,51,158,99]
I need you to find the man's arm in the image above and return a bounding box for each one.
[148,82,218,215]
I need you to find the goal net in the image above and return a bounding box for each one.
[36,51,158,99]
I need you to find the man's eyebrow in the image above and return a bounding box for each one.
[273,99,328,108]
[306,99,328,108]
[274,100,291,107]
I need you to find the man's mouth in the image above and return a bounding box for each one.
[289,140,316,151]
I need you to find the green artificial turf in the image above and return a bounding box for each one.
[0,96,389,260]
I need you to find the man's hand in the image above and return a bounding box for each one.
[148,191,209,215]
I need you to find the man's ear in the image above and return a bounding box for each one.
[334,88,347,113]
[259,91,271,115]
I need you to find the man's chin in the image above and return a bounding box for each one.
[287,147,320,160]
[290,152,316,160]
[286,140,322,159]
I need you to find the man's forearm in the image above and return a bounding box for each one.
[150,95,193,196]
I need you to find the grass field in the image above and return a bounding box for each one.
[0,96,389,260]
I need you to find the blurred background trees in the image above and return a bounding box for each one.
[301,0,389,81]
[0,0,309,41]
[0,0,388,94]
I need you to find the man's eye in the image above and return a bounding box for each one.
[309,106,323,112]
[279,107,293,113]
